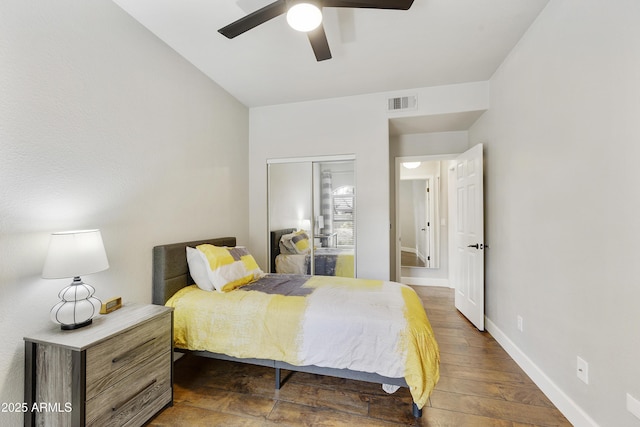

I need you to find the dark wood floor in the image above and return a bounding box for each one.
[148,287,571,426]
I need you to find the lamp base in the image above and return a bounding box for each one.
[51,277,101,330]
[60,318,92,330]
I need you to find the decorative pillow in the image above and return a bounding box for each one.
[186,246,216,291]
[279,232,297,254]
[279,239,293,254]
[280,230,311,254]
[279,233,295,254]
[196,244,265,292]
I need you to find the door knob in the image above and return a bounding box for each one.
[467,244,484,249]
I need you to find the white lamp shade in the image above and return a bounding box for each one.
[286,3,322,32]
[42,230,109,279]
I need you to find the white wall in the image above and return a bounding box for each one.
[392,131,470,158]
[469,0,640,425]
[249,83,488,280]
[249,94,389,279]
[0,1,249,423]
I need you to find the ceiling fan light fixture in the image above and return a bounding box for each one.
[286,3,322,32]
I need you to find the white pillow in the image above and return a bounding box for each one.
[186,246,215,291]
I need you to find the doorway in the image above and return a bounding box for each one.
[394,155,453,286]
[393,146,485,331]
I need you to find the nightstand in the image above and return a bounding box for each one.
[24,303,173,427]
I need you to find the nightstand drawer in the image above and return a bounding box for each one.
[86,351,171,426]
[86,312,171,399]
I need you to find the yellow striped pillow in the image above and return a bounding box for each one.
[196,244,265,292]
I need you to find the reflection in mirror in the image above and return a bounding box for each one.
[399,160,440,269]
[268,162,313,232]
[268,158,356,278]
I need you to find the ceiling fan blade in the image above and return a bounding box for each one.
[219,0,287,39]
[307,24,331,62]
[322,0,414,9]
[308,24,332,61]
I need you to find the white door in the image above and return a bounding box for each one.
[453,144,484,330]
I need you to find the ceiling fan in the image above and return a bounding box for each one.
[218,0,415,62]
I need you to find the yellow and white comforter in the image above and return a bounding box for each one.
[166,274,439,408]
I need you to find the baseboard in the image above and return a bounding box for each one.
[485,317,599,427]
[400,277,450,287]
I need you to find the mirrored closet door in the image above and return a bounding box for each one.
[268,156,356,278]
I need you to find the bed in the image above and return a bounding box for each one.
[152,236,439,417]
[270,228,355,277]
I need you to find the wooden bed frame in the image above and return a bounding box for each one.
[152,237,422,418]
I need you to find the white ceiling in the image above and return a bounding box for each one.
[112,0,548,120]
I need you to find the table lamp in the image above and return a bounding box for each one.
[42,229,108,330]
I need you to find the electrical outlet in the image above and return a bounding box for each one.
[517,315,523,332]
[627,393,640,420]
[577,356,589,384]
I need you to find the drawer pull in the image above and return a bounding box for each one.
[112,379,157,412]
[112,337,156,364]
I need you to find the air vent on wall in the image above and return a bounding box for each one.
[387,95,417,112]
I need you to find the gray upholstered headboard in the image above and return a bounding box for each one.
[152,237,236,305]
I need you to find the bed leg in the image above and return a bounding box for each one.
[412,403,422,418]
[275,367,281,390]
